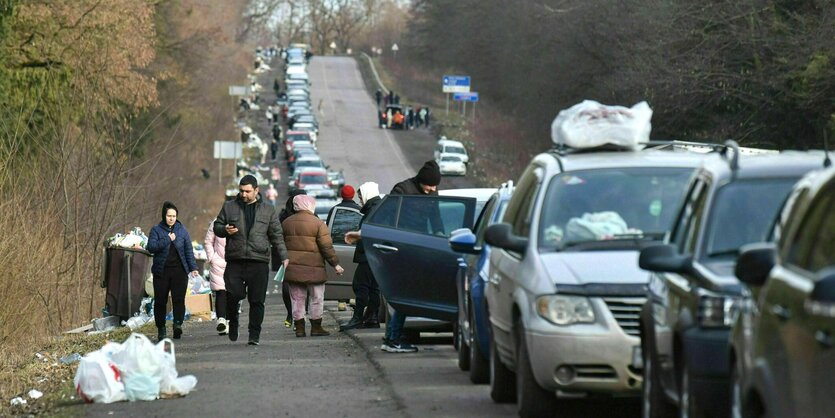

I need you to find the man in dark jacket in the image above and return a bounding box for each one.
[381,161,442,352]
[340,182,383,331]
[213,175,289,345]
[325,184,361,225]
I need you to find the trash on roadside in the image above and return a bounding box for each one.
[106,227,149,250]
[60,353,83,364]
[10,397,27,406]
[74,333,197,404]
[27,389,43,400]
[93,316,121,332]
[125,311,152,331]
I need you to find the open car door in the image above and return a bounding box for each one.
[361,195,476,321]
[324,206,362,300]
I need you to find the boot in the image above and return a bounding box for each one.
[173,322,183,339]
[340,302,366,331]
[310,318,330,337]
[228,320,239,341]
[157,326,167,342]
[294,319,306,337]
[361,308,380,329]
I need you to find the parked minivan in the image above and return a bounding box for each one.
[434,137,469,164]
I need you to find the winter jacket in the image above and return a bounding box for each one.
[390,177,438,196]
[148,220,198,276]
[353,195,382,264]
[203,222,226,291]
[213,195,288,264]
[282,211,339,285]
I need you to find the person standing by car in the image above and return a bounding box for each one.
[282,194,345,337]
[375,89,382,109]
[326,184,361,225]
[279,189,307,328]
[213,175,289,345]
[383,161,442,352]
[147,201,199,342]
[342,182,384,331]
[204,221,229,336]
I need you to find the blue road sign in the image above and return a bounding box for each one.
[453,92,479,102]
[443,75,471,93]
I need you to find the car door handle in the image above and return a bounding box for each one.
[372,243,399,253]
[771,305,791,322]
[816,330,832,349]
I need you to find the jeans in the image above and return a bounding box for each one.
[224,260,269,338]
[288,283,325,321]
[153,268,188,329]
[353,263,380,316]
[384,310,407,342]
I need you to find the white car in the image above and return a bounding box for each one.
[437,154,467,176]
[434,138,469,164]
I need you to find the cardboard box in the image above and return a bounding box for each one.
[184,293,213,321]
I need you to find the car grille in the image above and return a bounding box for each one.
[603,297,645,337]
[574,364,618,380]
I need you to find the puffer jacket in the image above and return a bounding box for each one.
[147,220,198,276]
[204,222,226,291]
[213,195,288,263]
[281,211,339,285]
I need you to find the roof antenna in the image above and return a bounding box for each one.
[824,129,832,168]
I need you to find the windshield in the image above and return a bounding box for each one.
[539,168,694,250]
[296,160,322,168]
[300,174,327,184]
[445,146,466,154]
[703,179,797,259]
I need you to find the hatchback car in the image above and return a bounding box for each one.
[730,165,835,418]
[639,146,825,418]
[483,145,706,416]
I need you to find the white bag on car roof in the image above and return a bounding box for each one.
[551,100,652,151]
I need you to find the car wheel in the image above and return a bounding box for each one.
[643,340,675,418]
[457,317,471,371]
[468,303,490,384]
[489,327,516,403]
[679,365,705,418]
[516,321,558,417]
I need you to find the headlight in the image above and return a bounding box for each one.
[697,292,739,328]
[536,295,595,325]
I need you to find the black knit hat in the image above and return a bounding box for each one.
[416,160,441,186]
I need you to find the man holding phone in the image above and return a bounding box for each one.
[213,175,289,345]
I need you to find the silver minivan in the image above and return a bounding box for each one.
[483,146,707,416]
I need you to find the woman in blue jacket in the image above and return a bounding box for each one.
[147,201,199,341]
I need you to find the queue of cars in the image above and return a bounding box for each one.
[344,121,831,417]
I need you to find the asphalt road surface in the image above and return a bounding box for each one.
[75,56,518,417]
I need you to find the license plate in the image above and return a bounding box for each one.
[631,346,643,369]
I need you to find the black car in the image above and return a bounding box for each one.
[639,143,826,418]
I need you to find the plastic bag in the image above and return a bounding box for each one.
[123,373,160,401]
[111,334,163,383]
[74,350,127,404]
[565,212,631,242]
[551,100,652,151]
[156,339,198,397]
[273,264,285,283]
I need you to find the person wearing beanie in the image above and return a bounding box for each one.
[213,175,289,345]
[340,181,384,331]
[326,184,361,225]
[392,160,441,195]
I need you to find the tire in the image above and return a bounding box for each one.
[468,303,490,384]
[679,365,705,418]
[457,318,471,371]
[516,323,558,417]
[489,326,516,403]
[642,340,676,418]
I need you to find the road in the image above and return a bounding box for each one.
[77,56,511,417]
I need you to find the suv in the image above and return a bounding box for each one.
[483,145,706,416]
[639,144,826,418]
[731,166,835,418]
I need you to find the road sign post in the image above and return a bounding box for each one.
[214,141,243,185]
[442,75,471,116]
[452,92,479,120]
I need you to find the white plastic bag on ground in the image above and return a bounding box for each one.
[111,334,162,401]
[551,100,652,151]
[74,350,127,404]
[156,339,198,397]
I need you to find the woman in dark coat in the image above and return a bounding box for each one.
[147,201,199,341]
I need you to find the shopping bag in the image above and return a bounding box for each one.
[273,264,285,283]
[74,350,127,404]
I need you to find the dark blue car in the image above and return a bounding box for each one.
[449,182,514,384]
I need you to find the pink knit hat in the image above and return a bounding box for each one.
[293,194,316,214]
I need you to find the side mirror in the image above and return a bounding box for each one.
[484,223,528,254]
[810,268,835,304]
[639,244,693,274]
[735,243,777,287]
[449,228,479,254]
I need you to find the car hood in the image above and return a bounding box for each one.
[539,251,649,286]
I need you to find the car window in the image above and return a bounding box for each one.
[703,179,797,259]
[786,188,835,273]
[366,196,399,227]
[396,197,463,237]
[473,195,498,245]
[683,182,710,255]
[329,208,362,245]
[538,167,693,250]
[504,165,541,237]
[670,179,705,252]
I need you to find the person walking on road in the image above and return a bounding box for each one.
[270,139,280,160]
[418,107,427,128]
[148,201,199,342]
[341,182,383,331]
[204,221,229,335]
[375,89,382,109]
[213,175,289,345]
[282,195,345,337]
[325,184,361,225]
[265,183,279,207]
[424,107,431,128]
[279,189,308,327]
